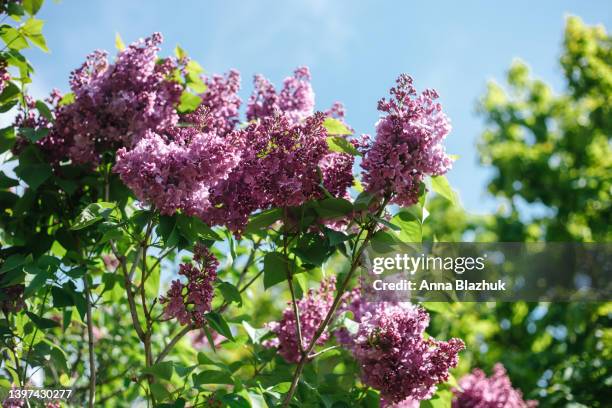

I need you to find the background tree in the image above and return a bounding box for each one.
[425,16,611,407]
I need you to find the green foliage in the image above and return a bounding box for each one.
[478,16,611,242]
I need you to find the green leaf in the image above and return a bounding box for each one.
[189,217,222,241]
[0,82,20,104]
[149,383,171,401]
[7,2,25,18]
[218,281,242,306]
[26,311,60,330]
[292,233,330,266]
[205,311,234,341]
[193,370,233,386]
[58,92,75,106]
[14,163,52,190]
[158,215,180,246]
[174,45,187,60]
[421,389,452,408]
[24,269,50,297]
[22,0,44,15]
[21,18,47,52]
[323,117,352,135]
[392,210,422,242]
[21,127,50,142]
[178,91,201,113]
[0,27,28,50]
[326,136,361,156]
[0,126,16,153]
[315,197,353,218]
[0,254,27,273]
[187,72,207,93]
[241,321,268,345]
[71,202,115,230]
[324,228,349,246]
[372,215,401,231]
[263,252,293,289]
[115,32,125,50]
[370,230,401,253]
[0,172,19,189]
[221,394,250,408]
[51,286,74,308]
[142,361,174,381]
[186,60,204,75]
[430,175,457,205]
[354,191,374,211]
[245,208,283,234]
[35,100,52,120]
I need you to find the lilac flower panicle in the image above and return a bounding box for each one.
[246,66,315,124]
[203,112,341,233]
[0,60,9,94]
[192,69,242,137]
[453,363,538,408]
[342,301,464,404]
[40,33,182,165]
[113,65,352,235]
[160,244,218,326]
[362,74,452,206]
[114,129,240,216]
[264,277,336,363]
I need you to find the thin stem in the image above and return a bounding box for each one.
[83,277,96,408]
[21,287,51,386]
[154,324,195,364]
[308,345,339,360]
[110,240,146,341]
[283,207,305,356]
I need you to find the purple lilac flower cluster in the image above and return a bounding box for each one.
[0,60,9,94]
[39,33,182,165]
[113,56,354,233]
[246,67,315,124]
[361,74,453,206]
[453,364,538,408]
[264,277,336,363]
[340,299,464,405]
[159,244,218,326]
[114,129,240,216]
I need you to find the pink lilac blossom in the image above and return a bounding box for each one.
[115,66,354,234]
[264,277,336,363]
[41,33,182,165]
[453,364,538,408]
[203,113,332,233]
[183,69,242,137]
[159,244,218,326]
[347,302,464,404]
[246,66,315,124]
[114,129,239,216]
[361,74,453,207]
[0,61,9,94]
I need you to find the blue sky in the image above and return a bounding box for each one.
[25,0,611,214]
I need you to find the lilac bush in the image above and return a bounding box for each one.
[0,23,544,408]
